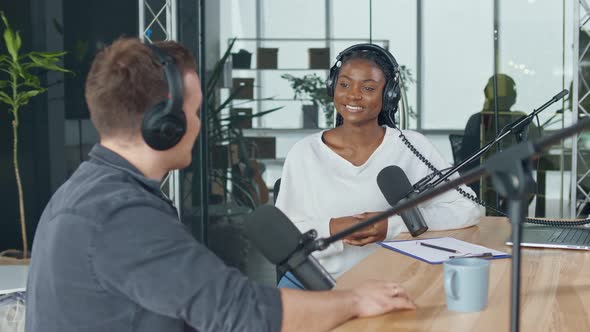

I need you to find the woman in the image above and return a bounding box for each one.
[275,44,482,288]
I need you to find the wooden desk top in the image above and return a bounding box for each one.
[333,217,590,332]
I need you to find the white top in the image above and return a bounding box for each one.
[275,126,483,278]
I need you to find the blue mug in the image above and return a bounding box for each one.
[443,258,490,312]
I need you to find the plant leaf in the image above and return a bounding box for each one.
[26,54,71,73]
[0,90,13,106]
[206,37,236,96]
[16,89,45,106]
[22,71,41,87]
[14,31,21,55]
[28,51,68,58]
[74,40,88,62]
[221,106,283,123]
[3,28,18,60]
[52,18,64,35]
[0,12,9,30]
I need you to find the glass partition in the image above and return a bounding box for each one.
[210,0,577,222]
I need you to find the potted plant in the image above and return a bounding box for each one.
[281,73,334,128]
[200,39,283,278]
[0,12,70,259]
[196,38,283,209]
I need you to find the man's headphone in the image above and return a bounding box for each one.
[141,44,186,151]
[484,74,516,99]
[325,43,401,126]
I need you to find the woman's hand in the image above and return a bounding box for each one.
[344,212,388,246]
[329,212,388,246]
[329,216,364,238]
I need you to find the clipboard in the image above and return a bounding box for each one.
[378,237,511,264]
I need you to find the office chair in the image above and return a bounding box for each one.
[272,178,282,283]
[273,178,281,205]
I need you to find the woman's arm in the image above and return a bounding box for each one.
[275,145,347,258]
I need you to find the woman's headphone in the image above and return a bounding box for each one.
[325,43,401,127]
[141,44,187,151]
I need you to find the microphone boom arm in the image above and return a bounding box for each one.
[416,89,568,193]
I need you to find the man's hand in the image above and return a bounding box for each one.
[280,280,416,332]
[351,280,416,317]
[342,212,388,246]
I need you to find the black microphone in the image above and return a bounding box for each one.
[244,205,336,290]
[377,165,429,237]
[552,89,569,102]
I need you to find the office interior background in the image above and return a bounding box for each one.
[0,0,588,285]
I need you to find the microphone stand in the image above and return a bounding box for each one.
[414,89,568,193]
[309,117,590,332]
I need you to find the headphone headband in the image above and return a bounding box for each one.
[334,43,400,74]
[146,44,184,116]
[141,44,187,151]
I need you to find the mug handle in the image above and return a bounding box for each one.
[444,270,459,301]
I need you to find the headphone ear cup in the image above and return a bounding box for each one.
[326,64,339,98]
[142,102,187,151]
[382,79,400,115]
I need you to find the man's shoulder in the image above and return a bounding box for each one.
[49,162,163,223]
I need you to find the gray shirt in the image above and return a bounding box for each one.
[25,144,282,332]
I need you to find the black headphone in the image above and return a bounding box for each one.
[141,44,186,151]
[326,43,401,127]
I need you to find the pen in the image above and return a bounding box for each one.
[449,252,493,259]
[419,242,458,253]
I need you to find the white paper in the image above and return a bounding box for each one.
[379,237,510,264]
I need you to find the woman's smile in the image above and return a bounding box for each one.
[344,104,365,113]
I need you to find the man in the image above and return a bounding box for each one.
[25,37,415,332]
[460,74,541,203]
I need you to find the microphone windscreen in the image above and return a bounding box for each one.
[554,89,568,101]
[377,165,414,206]
[244,205,302,265]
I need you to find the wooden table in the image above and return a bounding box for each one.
[333,217,590,331]
[0,257,29,265]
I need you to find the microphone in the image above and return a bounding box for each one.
[244,205,336,290]
[377,165,429,237]
[552,89,569,102]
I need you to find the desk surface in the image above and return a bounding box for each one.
[333,217,590,332]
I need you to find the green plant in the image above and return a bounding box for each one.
[281,73,334,127]
[203,38,283,208]
[0,12,71,258]
[398,65,417,122]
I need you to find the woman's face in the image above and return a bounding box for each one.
[333,58,386,126]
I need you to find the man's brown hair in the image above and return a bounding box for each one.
[85,37,197,139]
